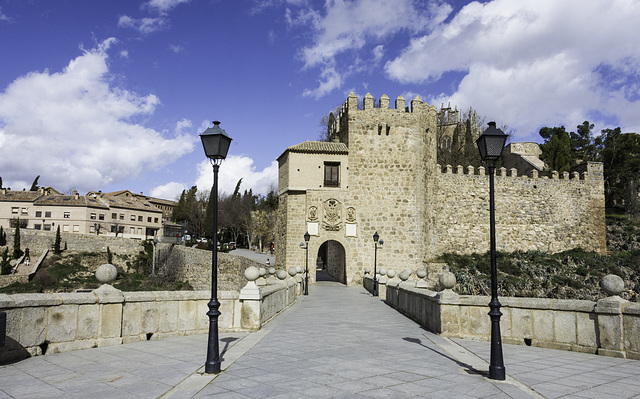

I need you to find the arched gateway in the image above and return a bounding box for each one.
[274,92,606,288]
[316,240,346,284]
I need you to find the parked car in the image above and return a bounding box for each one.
[229,242,236,250]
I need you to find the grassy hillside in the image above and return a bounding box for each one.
[445,216,639,302]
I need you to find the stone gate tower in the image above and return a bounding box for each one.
[276,92,606,286]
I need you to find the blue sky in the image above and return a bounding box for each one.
[1,0,639,200]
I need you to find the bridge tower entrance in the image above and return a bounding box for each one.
[315,240,346,284]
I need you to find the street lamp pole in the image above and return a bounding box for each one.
[200,121,232,374]
[304,232,310,295]
[476,121,507,381]
[372,232,381,296]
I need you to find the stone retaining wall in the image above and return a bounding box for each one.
[5,230,144,255]
[376,278,640,360]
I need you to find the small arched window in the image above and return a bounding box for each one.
[442,136,452,150]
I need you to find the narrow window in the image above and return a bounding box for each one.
[99,214,105,220]
[112,213,117,220]
[90,213,96,220]
[45,211,51,218]
[324,162,340,187]
[64,212,71,218]
[119,214,124,220]
[148,217,152,223]
[11,207,18,214]
[138,216,143,222]
[36,211,42,217]
[73,225,79,232]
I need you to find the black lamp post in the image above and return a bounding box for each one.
[476,121,508,381]
[372,232,383,296]
[200,120,232,374]
[303,232,310,295]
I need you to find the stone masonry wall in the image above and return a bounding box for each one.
[434,163,606,255]
[5,230,143,255]
[161,245,260,292]
[339,93,439,283]
[383,282,640,360]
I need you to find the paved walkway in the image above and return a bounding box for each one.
[2,283,640,398]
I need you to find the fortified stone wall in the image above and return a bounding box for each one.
[161,245,256,291]
[434,163,606,255]
[277,92,607,287]
[338,93,439,281]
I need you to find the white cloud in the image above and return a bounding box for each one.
[289,0,452,98]
[0,7,10,22]
[194,155,278,197]
[118,15,167,34]
[385,0,640,139]
[150,181,186,201]
[0,39,195,193]
[144,0,190,14]
[169,44,184,53]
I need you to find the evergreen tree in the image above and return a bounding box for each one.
[29,175,40,191]
[570,121,597,162]
[13,222,22,259]
[54,225,62,254]
[596,128,640,217]
[1,248,10,275]
[204,186,215,240]
[107,246,113,264]
[539,126,574,173]
[0,226,5,246]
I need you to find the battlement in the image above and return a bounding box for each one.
[437,161,604,182]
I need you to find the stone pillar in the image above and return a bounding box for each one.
[595,274,628,358]
[93,284,124,347]
[239,266,261,331]
[437,272,461,335]
[378,268,388,300]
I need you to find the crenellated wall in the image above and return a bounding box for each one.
[434,162,606,255]
[277,92,607,286]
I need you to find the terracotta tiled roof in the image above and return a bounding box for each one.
[285,141,348,155]
[0,190,41,202]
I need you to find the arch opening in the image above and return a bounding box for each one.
[316,240,346,284]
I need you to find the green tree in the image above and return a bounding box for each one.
[13,222,22,259]
[203,186,215,240]
[539,126,574,173]
[596,128,640,217]
[0,226,6,246]
[570,121,597,162]
[1,248,10,275]
[54,225,62,254]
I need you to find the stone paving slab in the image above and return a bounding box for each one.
[2,282,640,398]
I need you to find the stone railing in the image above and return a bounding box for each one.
[0,264,305,363]
[366,271,640,360]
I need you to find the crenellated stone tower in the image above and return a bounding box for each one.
[276,92,606,286]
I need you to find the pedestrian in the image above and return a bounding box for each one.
[266,259,270,266]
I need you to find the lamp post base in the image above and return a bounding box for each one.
[205,299,221,374]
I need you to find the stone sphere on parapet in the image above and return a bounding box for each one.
[399,269,412,281]
[288,268,297,277]
[417,269,427,279]
[600,274,625,296]
[364,267,371,274]
[379,268,387,276]
[259,267,266,277]
[387,270,396,278]
[95,264,117,283]
[268,267,276,275]
[439,271,456,290]
[244,266,260,282]
[296,266,302,274]
[277,270,287,280]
